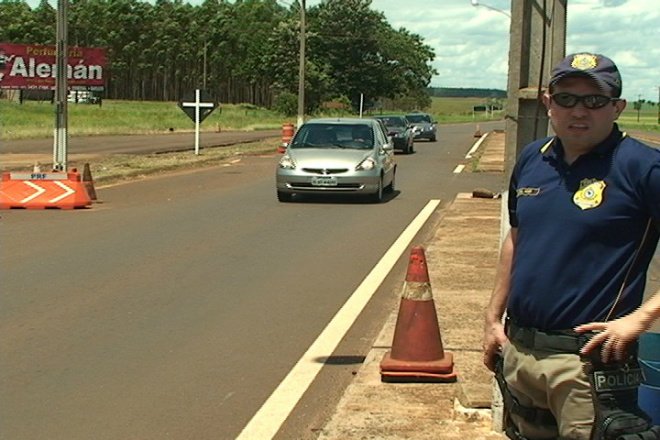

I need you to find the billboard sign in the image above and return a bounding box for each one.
[0,43,107,91]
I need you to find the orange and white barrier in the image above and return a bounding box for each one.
[0,170,92,209]
[278,122,295,153]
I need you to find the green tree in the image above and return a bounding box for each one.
[306,0,435,111]
[307,0,387,110]
[0,0,54,44]
[378,27,435,104]
[0,0,436,107]
[222,0,286,104]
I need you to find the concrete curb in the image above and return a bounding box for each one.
[318,194,505,440]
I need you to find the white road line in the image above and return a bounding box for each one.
[236,199,441,440]
[456,132,489,174]
[466,132,488,159]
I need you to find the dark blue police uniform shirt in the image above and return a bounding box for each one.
[507,125,660,331]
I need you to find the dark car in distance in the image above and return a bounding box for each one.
[372,115,415,154]
[406,112,437,142]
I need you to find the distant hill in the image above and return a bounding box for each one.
[428,87,507,99]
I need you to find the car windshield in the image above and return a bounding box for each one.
[377,117,406,128]
[290,123,374,150]
[406,114,432,123]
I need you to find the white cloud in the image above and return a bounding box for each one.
[562,0,659,99]
[366,0,512,90]
[367,0,658,100]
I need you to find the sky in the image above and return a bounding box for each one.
[357,0,659,102]
[24,0,660,102]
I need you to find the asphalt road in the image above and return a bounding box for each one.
[0,129,282,155]
[0,121,504,439]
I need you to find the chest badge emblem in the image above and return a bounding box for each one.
[573,178,606,210]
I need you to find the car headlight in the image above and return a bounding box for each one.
[356,157,376,171]
[394,132,405,138]
[278,154,296,169]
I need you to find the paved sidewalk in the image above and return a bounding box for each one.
[318,131,507,440]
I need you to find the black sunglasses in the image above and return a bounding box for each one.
[551,93,619,109]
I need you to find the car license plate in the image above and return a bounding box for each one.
[311,176,337,186]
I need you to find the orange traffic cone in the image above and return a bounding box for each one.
[82,163,98,201]
[380,246,457,382]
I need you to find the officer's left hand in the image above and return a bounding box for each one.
[575,316,647,363]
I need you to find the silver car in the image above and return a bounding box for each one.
[406,112,437,142]
[276,118,397,203]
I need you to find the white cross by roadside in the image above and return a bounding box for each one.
[180,89,216,155]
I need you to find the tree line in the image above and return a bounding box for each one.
[0,0,437,113]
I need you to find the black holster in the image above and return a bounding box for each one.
[584,350,660,440]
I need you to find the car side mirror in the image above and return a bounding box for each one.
[382,143,393,151]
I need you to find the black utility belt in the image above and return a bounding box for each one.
[506,320,588,354]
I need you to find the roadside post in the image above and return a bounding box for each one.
[54,0,68,171]
[178,89,217,155]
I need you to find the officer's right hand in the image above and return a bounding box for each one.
[483,321,508,372]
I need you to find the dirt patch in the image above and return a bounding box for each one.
[0,140,277,187]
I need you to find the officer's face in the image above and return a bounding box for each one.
[542,76,626,154]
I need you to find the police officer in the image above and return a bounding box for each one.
[483,53,660,439]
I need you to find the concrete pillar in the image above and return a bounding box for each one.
[504,0,567,183]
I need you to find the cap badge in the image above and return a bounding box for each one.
[571,54,598,71]
[573,178,606,210]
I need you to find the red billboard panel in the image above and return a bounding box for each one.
[0,43,107,91]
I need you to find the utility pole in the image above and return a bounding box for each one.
[296,0,306,129]
[203,42,208,90]
[54,0,68,171]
